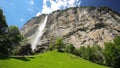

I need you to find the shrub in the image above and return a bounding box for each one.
[78,45,103,64]
[113,36,120,45]
[79,46,88,59]
[48,42,56,51]
[73,48,79,56]
[55,38,65,52]
[103,40,120,67]
[65,43,75,53]
[103,36,120,67]
[90,45,103,64]
[18,43,32,57]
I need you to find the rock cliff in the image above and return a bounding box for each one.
[21,7,120,51]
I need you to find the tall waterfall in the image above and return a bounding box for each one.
[32,16,48,50]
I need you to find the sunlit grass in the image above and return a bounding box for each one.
[0,51,108,68]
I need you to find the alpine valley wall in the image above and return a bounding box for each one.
[21,7,120,51]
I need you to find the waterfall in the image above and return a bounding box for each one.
[31,16,48,50]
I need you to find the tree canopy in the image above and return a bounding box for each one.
[0,9,23,56]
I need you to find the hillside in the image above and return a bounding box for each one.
[20,7,120,51]
[0,51,107,68]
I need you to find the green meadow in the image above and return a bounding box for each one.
[0,51,108,68]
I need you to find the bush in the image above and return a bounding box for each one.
[77,45,103,64]
[103,36,120,68]
[73,48,79,56]
[48,42,56,51]
[90,45,103,64]
[65,43,75,53]
[113,36,120,45]
[55,38,65,52]
[18,43,32,57]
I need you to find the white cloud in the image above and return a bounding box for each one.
[36,12,41,16]
[28,0,34,6]
[43,0,48,5]
[49,0,60,11]
[27,0,35,14]
[41,5,53,14]
[20,18,24,22]
[30,0,34,5]
[29,0,34,5]
[36,0,81,16]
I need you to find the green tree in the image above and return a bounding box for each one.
[55,38,65,52]
[48,42,56,51]
[113,36,120,45]
[0,9,9,56]
[79,46,88,59]
[103,36,120,67]
[8,26,23,47]
[73,48,80,56]
[0,9,8,34]
[103,42,116,67]
[90,45,103,64]
[79,46,93,60]
[0,9,23,56]
[78,45,103,64]
[65,43,75,53]
[5,26,23,55]
[18,43,32,57]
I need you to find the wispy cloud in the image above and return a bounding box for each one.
[36,0,81,16]
[36,12,41,16]
[20,18,24,22]
[30,0,34,5]
[27,0,35,13]
[29,0,34,6]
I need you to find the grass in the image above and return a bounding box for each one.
[0,51,108,68]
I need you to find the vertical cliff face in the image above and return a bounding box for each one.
[21,7,120,50]
[21,15,46,44]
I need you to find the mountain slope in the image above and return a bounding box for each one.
[21,7,120,50]
[0,51,107,68]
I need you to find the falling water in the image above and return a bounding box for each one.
[32,16,48,50]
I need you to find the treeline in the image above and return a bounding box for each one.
[48,36,120,68]
[0,9,23,56]
[0,9,33,57]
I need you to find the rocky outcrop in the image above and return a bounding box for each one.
[21,14,46,44]
[21,7,120,50]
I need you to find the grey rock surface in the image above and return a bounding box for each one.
[21,7,120,50]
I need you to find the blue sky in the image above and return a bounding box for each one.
[0,0,43,29]
[0,0,120,29]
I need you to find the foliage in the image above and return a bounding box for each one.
[55,38,65,52]
[77,45,103,64]
[90,45,103,64]
[97,7,112,12]
[0,9,9,56]
[103,42,116,66]
[8,26,23,49]
[0,34,10,56]
[113,36,120,45]
[73,48,79,56]
[0,9,8,34]
[79,46,89,60]
[48,42,56,51]
[18,43,32,57]
[65,43,75,53]
[0,9,23,56]
[103,36,120,67]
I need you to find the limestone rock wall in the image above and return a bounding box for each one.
[21,7,120,49]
